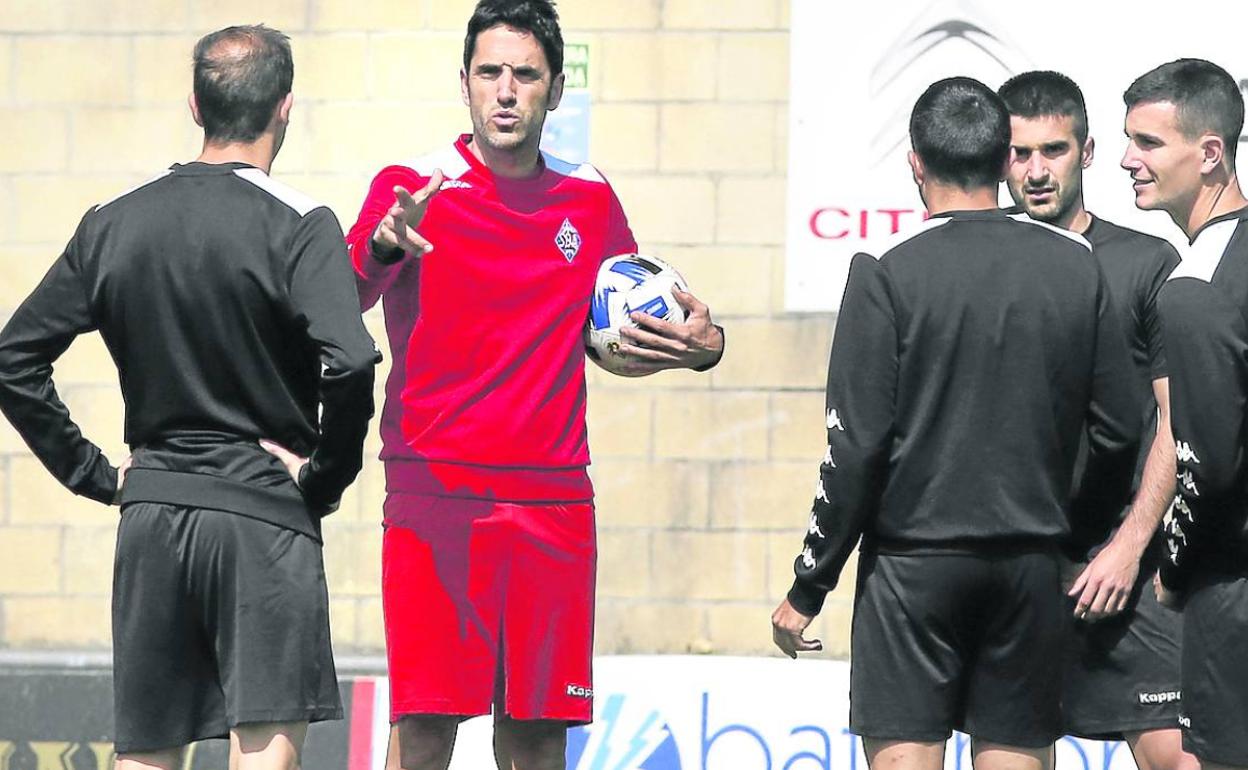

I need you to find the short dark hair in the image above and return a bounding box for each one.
[998,70,1089,144]
[463,0,563,77]
[910,77,1011,190]
[1124,58,1243,163]
[193,25,293,143]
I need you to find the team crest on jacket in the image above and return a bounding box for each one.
[556,218,582,262]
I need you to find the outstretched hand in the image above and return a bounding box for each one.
[614,288,723,375]
[372,170,444,257]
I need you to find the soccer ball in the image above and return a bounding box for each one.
[585,254,689,376]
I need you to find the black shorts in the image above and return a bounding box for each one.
[1062,554,1182,739]
[112,503,342,754]
[1180,570,1248,765]
[849,548,1064,747]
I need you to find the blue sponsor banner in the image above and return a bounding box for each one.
[439,657,1145,770]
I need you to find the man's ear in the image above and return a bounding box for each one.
[1199,133,1227,175]
[547,71,565,112]
[277,92,293,123]
[908,150,925,187]
[1081,136,1095,170]
[189,92,204,128]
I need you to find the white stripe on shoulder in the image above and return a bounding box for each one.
[233,168,323,217]
[96,170,174,210]
[1007,212,1092,251]
[1168,219,1240,283]
[400,143,472,180]
[868,216,952,259]
[541,151,606,184]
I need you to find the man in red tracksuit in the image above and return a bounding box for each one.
[345,2,724,768]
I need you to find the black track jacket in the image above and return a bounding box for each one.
[788,209,1142,615]
[1158,207,1248,591]
[0,162,379,540]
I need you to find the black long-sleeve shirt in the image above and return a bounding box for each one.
[788,209,1142,615]
[1158,206,1248,591]
[0,162,379,540]
[1067,216,1179,557]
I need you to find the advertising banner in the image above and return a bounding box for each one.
[785,0,1248,311]
[443,656,1145,770]
[0,658,1169,769]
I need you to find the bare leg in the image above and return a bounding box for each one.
[970,740,1053,770]
[863,738,945,770]
[1125,729,1201,770]
[386,716,459,770]
[229,722,307,770]
[494,712,567,770]
[115,746,186,770]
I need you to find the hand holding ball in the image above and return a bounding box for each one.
[585,254,689,376]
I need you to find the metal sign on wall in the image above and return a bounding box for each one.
[785,0,1248,312]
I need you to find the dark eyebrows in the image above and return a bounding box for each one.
[1127,129,1164,146]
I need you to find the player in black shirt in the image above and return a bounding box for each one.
[772,77,1141,770]
[999,71,1194,770]
[1122,58,1248,767]
[0,26,378,767]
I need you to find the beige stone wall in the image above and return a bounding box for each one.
[0,0,852,658]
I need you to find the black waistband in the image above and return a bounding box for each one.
[868,535,1058,557]
[120,468,321,542]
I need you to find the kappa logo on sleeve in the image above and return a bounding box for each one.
[566,683,593,699]
[439,179,473,190]
[826,409,845,431]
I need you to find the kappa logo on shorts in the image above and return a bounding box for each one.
[1179,714,1192,728]
[566,683,593,699]
[1138,689,1181,705]
[556,218,582,262]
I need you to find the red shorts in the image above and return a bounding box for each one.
[382,494,596,723]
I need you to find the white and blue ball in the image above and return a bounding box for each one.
[585,254,689,376]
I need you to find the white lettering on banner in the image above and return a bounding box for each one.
[785,0,1245,312]
[364,657,1154,770]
